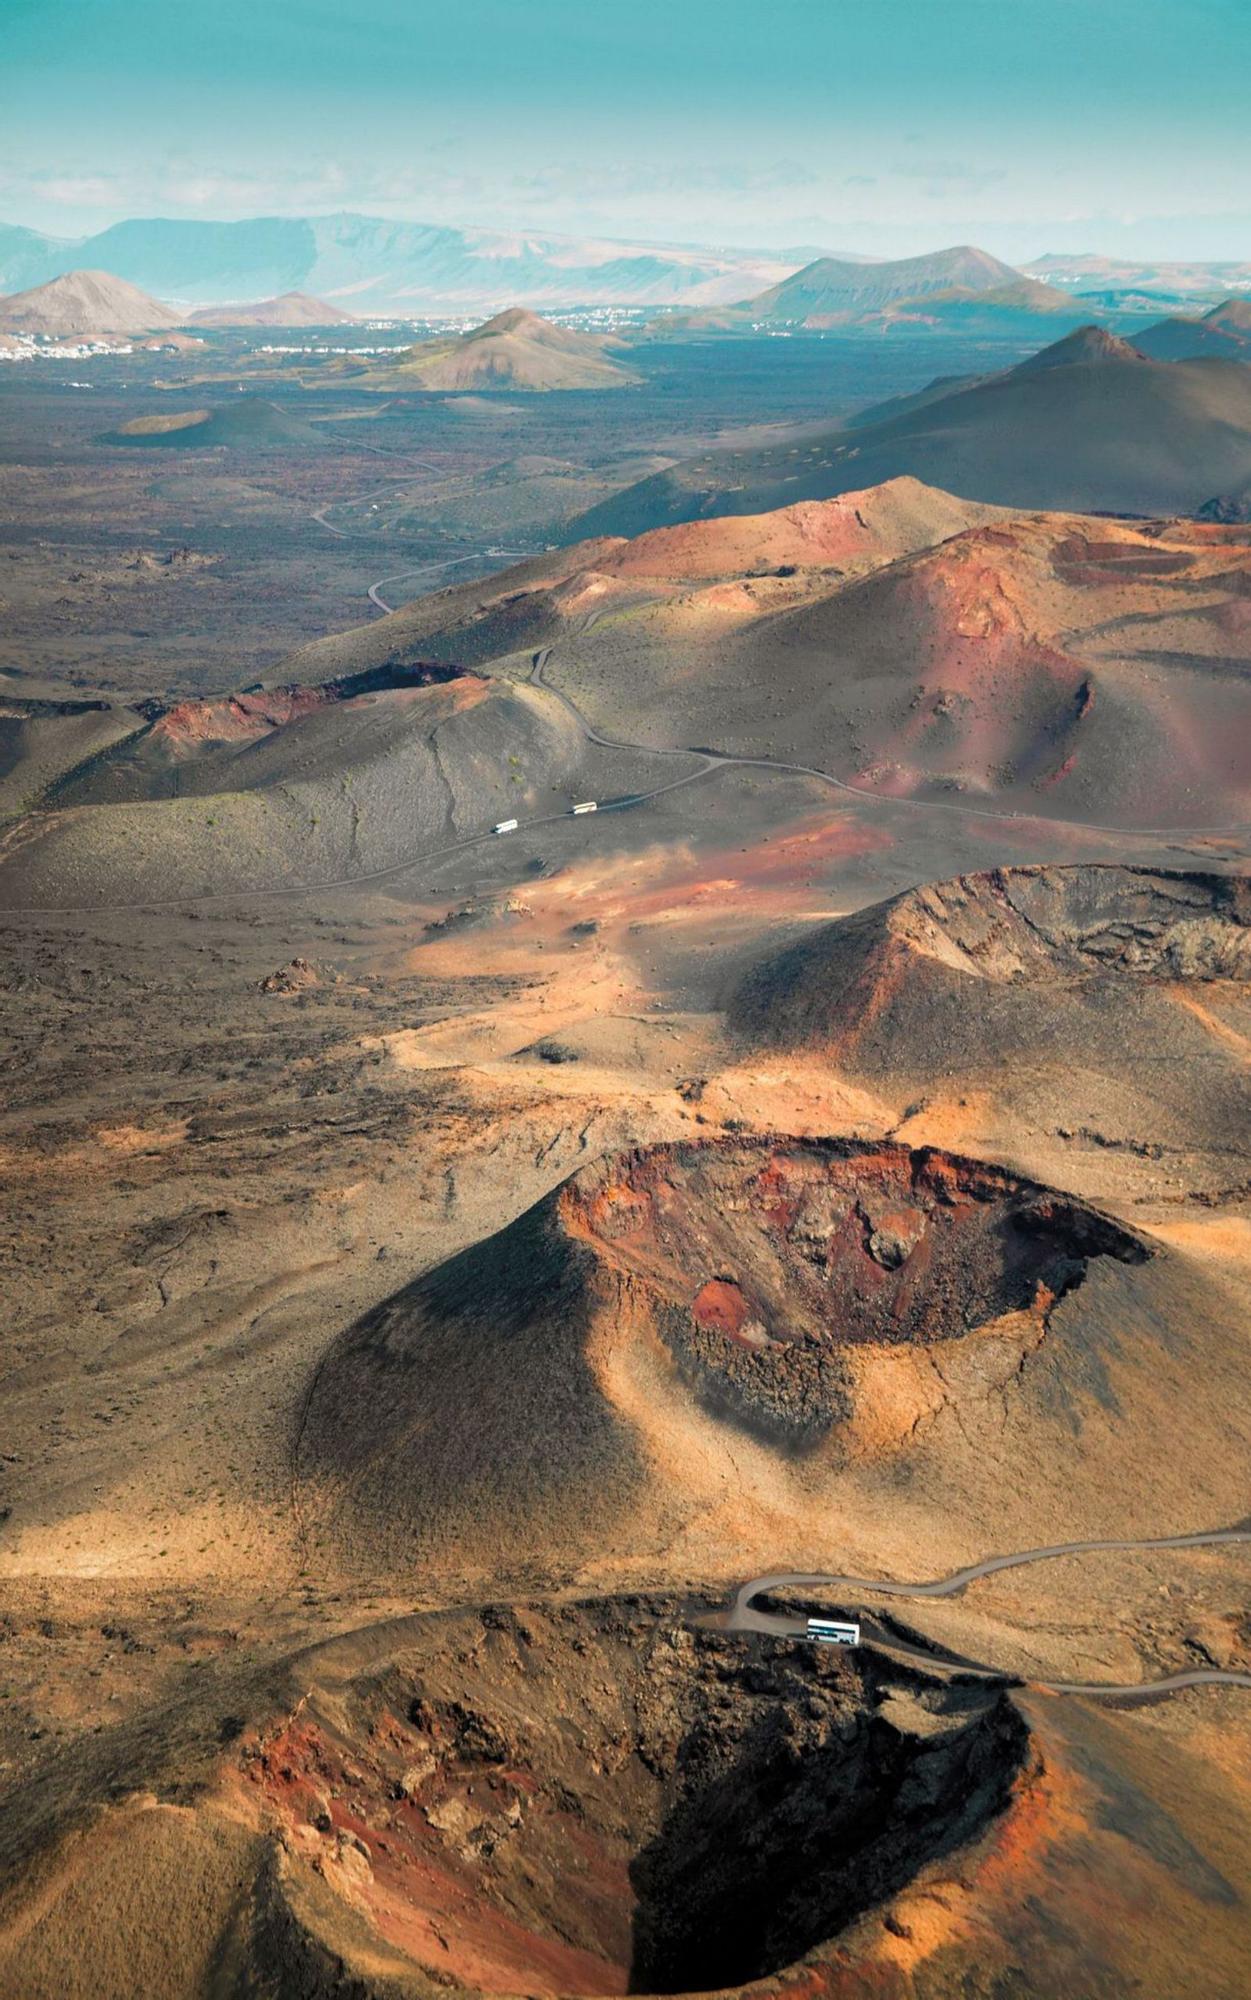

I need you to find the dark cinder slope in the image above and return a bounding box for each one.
[734,865,1251,1054]
[5,1600,1251,2000]
[731,865,1251,1181]
[570,327,1251,536]
[296,1128,1251,1577]
[706,511,1251,824]
[0,665,584,906]
[269,493,1251,830]
[0,695,138,819]
[1136,298,1251,362]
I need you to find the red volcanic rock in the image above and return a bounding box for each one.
[297,1130,1150,1578]
[151,687,328,752]
[598,478,1004,583]
[239,1598,1030,1997]
[258,956,319,994]
[149,661,469,759]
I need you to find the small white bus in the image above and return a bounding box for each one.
[571,800,598,815]
[492,818,519,835]
[806,1617,860,1647]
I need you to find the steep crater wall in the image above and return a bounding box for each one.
[42,659,473,810]
[560,1137,1147,1445]
[729,865,1251,1073]
[239,1599,1032,1997]
[297,1135,1151,1575]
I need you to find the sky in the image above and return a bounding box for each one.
[2,0,1250,259]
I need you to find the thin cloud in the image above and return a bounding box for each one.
[890,160,1008,192]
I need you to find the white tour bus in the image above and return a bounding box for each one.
[492,818,519,835]
[806,1617,861,1647]
[571,800,598,815]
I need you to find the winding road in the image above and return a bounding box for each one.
[198,500,1251,1710]
[6,468,1250,921]
[7,457,1249,1718]
[324,463,1251,848]
[726,1527,1251,1702]
[369,549,532,615]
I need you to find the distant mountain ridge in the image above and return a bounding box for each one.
[648,247,1098,340]
[1026,253,1251,298]
[4,219,1248,317]
[0,213,801,312]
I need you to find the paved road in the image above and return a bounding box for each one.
[726,1527,1251,1701]
[9,626,1249,920]
[308,449,530,608]
[306,438,534,608]
[10,496,1251,1709]
[309,470,444,540]
[9,506,1251,922]
[534,644,1251,842]
[370,550,532,615]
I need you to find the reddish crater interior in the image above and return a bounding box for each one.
[238,1601,1029,1998]
[566,1138,1139,1353]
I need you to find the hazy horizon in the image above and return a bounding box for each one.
[4,0,1249,262]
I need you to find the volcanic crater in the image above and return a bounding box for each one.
[240,1599,1031,1997]
[297,1134,1153,1577]
[562,1138,1148,1443]
[730,865,1251,1078]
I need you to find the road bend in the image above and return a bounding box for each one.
[726,1526,1251,1702]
